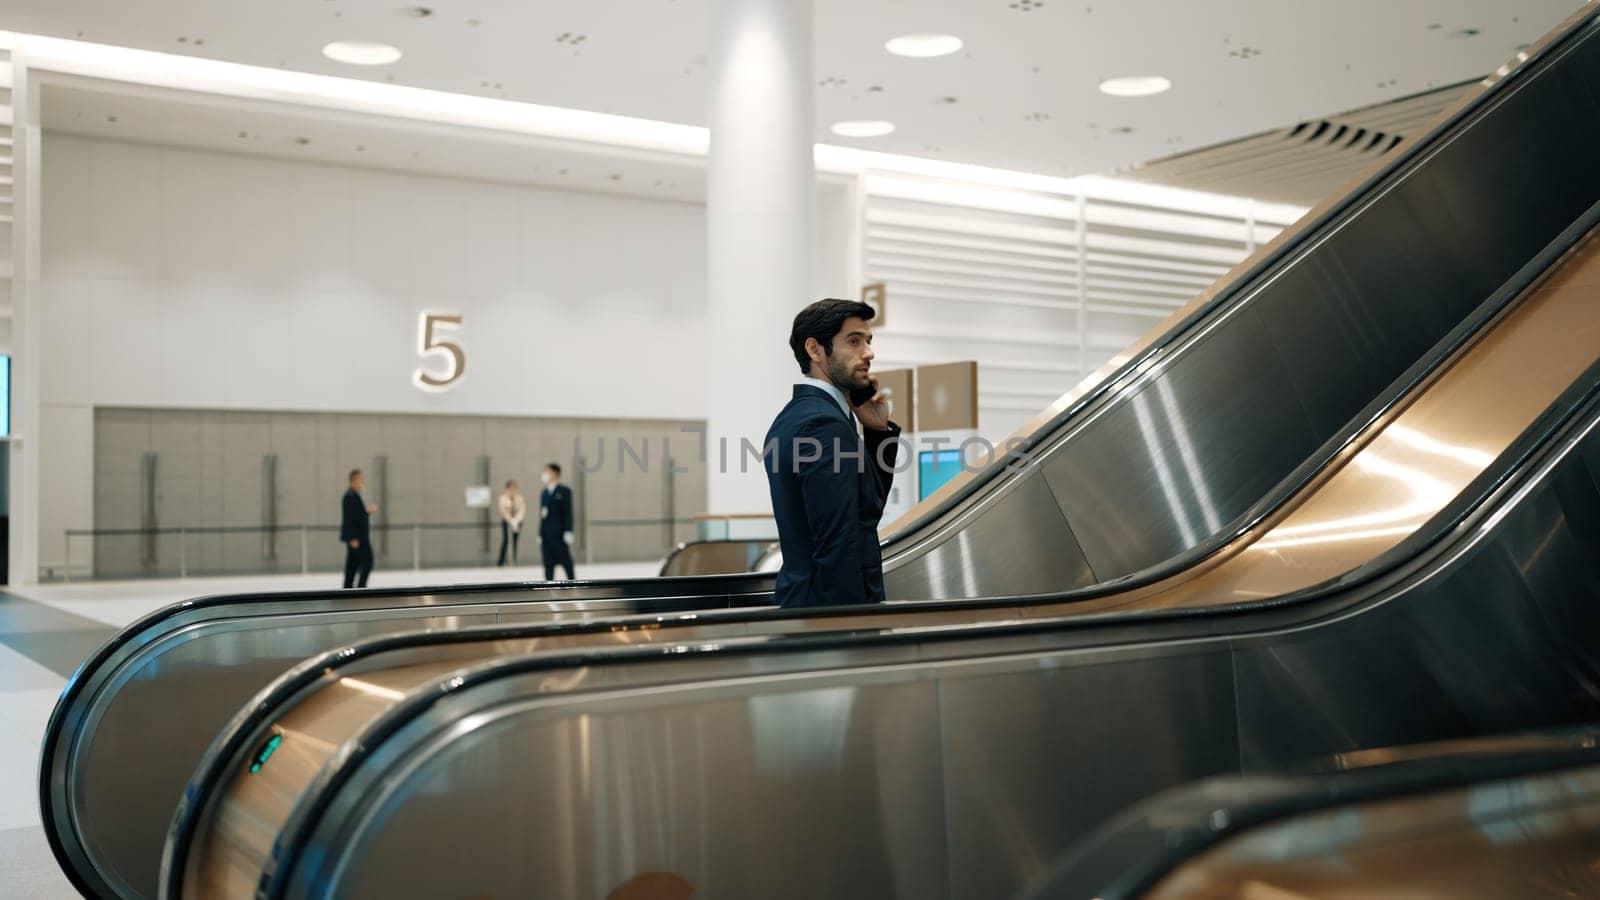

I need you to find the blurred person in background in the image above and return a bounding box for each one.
[497,479,526,566]
[340,468,378,588]
[539,463,576,580]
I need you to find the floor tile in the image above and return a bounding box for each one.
[0,644,68,694]
[0,689,67,831]
[0,825,81,899]
[0,629,117,681]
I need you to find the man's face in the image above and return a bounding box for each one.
[351,474,365,492]
[822,316,875,392]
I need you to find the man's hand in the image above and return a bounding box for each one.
[366,503,379,515]
[853,375,891,431]
[349,539,360,549]
[563,531,574,545]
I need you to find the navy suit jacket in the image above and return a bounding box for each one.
[764,385,900,608]
[339,488,370,544]
[539,484,575,541]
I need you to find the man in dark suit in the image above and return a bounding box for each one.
[340,468,378,589]
[764,299,901,608]
[539,462,576,580]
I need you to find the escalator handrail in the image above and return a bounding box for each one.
[35,570,777,900]
[1017,727,1600,900]
[220,359,1600,900]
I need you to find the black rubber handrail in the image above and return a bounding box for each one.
[1019,727,1600,900]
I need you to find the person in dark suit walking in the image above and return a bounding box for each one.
[340,468,378,589]
[764,298,901,609]
[538,463,576,580]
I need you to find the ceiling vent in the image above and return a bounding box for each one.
[1117,80,1477,205]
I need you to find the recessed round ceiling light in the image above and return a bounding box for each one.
[885,34,963,58]
[1098,75,1172,97]
[831,120,896,138]
[322,41,403,66]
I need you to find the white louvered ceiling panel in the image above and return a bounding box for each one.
[863,177,1284,440]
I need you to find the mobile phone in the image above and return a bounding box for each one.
[849,383,876,406]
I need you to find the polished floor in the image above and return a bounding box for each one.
[0,561,659,898]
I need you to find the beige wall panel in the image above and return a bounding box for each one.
[91,408,709,576]
[219,412,271,573]
[92,409,150,576]
[916,361,980,432]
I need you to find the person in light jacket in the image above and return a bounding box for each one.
[497,479,526,566]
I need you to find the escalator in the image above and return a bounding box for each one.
[45,3,1600,896]
[160,204,1600,898]
[657,538,777,576]
[1022,728,1600,899]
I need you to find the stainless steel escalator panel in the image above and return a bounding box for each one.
[288,643,1241,900]
[936,646,1240,900]
[1231,463,1600,768]
[885,470,1095,600]
[1039,307,1316,577]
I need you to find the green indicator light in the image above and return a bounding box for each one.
[248,734,284,775]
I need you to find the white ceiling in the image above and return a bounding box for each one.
[2,0,1586,178]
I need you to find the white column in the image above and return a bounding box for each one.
[8,51,41,584]
[706,0,815,515]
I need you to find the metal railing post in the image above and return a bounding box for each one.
[300,525,310,575]
[178,528,188,578]
[663,458,676,556]
[413,524,421,570]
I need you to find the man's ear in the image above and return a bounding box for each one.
[804,336,824,364]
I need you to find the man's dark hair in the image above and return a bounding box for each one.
[505,479,516,488]
[348,468,362,482]
[789,298,876,374]
[546,462,562,476]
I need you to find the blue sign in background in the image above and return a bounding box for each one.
[918,449,962,501]
[0,355,10,438]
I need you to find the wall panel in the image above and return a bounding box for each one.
[89,408,705,578]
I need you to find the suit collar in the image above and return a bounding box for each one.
[794,380,851,422]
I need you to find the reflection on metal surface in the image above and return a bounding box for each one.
[658,540,775,577]
[338,677,409,702]
[1142,765,1600,900]
[605,871,695,900]
[1117,251,1600,607]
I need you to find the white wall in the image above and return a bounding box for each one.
[40,134,712,418]
[34,132,859,575]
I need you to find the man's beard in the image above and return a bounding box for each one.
[825,353,868,392]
